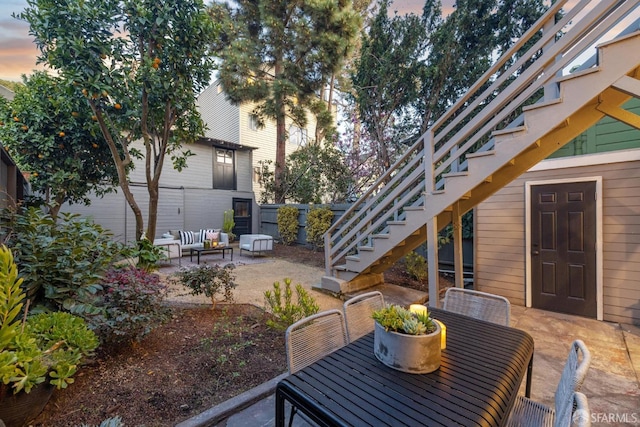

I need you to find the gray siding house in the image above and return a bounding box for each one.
[63,82,315,242]
[475,99,640,325]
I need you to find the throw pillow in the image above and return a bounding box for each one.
[206,231,220,242]
[199,229,216,242]
[179,230,195,246]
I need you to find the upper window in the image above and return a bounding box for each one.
[289,125,308,146]
[248,114,259,131]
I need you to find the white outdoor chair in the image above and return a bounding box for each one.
[443,287,511,326]
[342,291,385,342]
[285,309,348,427]
[505,340,592,427]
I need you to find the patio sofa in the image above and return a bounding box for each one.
[239,234,274,256]
[162,229,229,254]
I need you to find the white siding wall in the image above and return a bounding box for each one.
[476,149,640,324]
[198,84,240,143]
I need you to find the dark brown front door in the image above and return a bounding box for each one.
[531,181,596,318]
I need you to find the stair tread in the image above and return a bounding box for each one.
[492,125,527,137]
[466,150,495,159]
[443,171,468,178]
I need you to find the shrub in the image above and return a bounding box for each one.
[405,251,428,282]
[171,263,237,309]
[94,266,170,345]
[263,278,319,330]
[277,205,299,245]
[120,234,166,273]
[305,206,333,250]
[4,207,123,314]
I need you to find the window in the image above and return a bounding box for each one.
[289,125,308,146]
[253,166,261,183]
[213,148,235,190]
[248,114,259,131]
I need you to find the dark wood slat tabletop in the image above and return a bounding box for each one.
[276,307,534,427]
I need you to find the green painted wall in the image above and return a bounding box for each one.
[549,98,640,158]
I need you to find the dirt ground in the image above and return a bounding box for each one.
[30,243,434,426]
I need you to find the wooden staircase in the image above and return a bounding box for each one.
[321,0,640,296]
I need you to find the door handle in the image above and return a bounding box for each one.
[532,250,539,256]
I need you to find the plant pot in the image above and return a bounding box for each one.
[374,320,441,374]
[0,383,55,427]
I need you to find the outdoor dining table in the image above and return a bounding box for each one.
[275,307,534,427]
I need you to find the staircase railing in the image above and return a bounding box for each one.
[325,0,639,277]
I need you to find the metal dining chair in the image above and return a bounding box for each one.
[285,309,348,427]
[505,340,592,427]
[342,291,385,343]
[443,287,511,326]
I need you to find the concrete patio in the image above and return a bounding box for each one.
[176,283,640,427]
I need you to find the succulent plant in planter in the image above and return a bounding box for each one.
[0,245,99,426]
[371,304,441,374]
[372,304,437,335]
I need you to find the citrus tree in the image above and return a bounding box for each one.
[0,71,119,220]
[17,0,218,240]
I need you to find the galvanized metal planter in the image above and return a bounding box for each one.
[373,320,441,374]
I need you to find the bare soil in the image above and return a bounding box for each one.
[30,243,441,426]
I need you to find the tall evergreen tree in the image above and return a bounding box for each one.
[352,0,441,177]
[351,0,546,179]
[211,0,360,203]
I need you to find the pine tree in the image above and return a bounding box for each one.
[211,0,360,203]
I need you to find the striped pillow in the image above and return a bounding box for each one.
[179,230,195,245]
[199,229,217,242]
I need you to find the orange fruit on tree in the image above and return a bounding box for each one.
[21,125,28,131]
[114,103,122,110]
[32,172,38,177]
[92,143,99,148]
[59,131,65,137]
[38,154,43,159]
[91,115,98,121]
[82,88,88,96]
[72,111,79,117]
[13,116,19,122]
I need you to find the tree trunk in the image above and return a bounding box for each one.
[92,104,145,241]
[274,58,287,204]
[147,184,159,240]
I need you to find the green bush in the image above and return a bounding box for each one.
[94,266,170,345]
[4,207,123,314]
[120,235,166,273]
[405,251,428,282]
[171,263,237,309]
[305,206,333,250]
[263,278,319,330]
[277,205,299,246]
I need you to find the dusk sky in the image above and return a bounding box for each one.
[0,0,455,82]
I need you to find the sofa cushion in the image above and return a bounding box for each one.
[179,230,195,245]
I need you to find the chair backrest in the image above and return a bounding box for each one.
[342,291,385,342]
[570,392,591,427]
[553,340,592,427]
[442,288,511,326]
[285,309,348,374]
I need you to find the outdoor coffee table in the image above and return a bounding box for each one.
[189,245,233,264]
